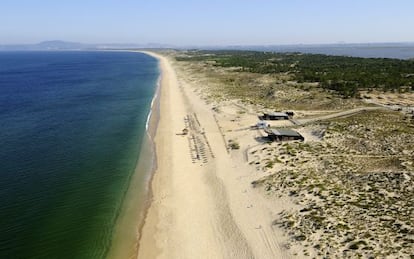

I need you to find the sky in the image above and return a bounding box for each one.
[1,0,414,46]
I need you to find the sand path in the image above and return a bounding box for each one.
[295,106,385,125]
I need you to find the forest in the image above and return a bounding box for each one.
[176,51,414,97]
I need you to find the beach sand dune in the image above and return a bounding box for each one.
[137,52,299,259]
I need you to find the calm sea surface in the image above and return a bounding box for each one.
[0,51,158,258]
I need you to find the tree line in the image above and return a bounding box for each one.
[176,50,414,98]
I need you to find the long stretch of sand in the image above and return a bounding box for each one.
[137,52,300,259]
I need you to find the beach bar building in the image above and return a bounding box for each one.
[265,128,304,142]
[259,112,289,120]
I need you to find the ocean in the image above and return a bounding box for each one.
[0,51,159,258]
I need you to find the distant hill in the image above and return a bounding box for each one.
[0,40,90,51]
[0,40,175,51]
[35,40,89,50]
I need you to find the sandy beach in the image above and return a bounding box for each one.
[137,52,303,259]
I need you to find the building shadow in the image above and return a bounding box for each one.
[254,136,271,143]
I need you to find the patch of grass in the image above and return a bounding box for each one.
[228,139,240,149]
[265,161,275,168]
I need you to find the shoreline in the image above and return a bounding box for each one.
[134,51,169,259]
[132,51,162,256]
[107,51,161,259]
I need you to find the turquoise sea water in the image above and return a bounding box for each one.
[0,51,159,258]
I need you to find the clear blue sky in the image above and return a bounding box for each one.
[1,0,413,45]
